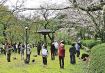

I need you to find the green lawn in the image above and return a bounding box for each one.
[0,45,87,73]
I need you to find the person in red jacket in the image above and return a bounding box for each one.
[58,41,65,69]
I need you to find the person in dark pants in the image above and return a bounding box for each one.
[6,43,12,62]
[37,42,41,55]
[7,50,11,62]
[69,43,76,64]
[42,45,48,65]
[59,56,64,68]
[13,43,17,53]
[42,56,47,65]
[18,42,21,54]
[50,43,55,60]
[58,41,65,69]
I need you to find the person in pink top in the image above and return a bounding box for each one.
[58,41,65,69]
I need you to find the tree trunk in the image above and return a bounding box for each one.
[3,23,7,43]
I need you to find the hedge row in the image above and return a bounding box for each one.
[81,39,101,49]
[88,43,105,73]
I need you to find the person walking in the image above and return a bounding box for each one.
[58,41,65,69]
[42,44,48,65]
[69,43,76,64]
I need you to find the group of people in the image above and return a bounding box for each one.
[0,40,82,69]
[37,41,59,65]
[0,42,31,62]
[38,40,81,69]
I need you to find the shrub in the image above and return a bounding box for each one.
[0,36,4,43]
[88,43,105,73]
[81,39,101,49]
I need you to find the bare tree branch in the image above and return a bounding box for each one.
[17,6,73,11]
[72,0,105,11]
[0,0,8,5]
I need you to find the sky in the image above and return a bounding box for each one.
[3,0,70,17]
[5,0,69,9]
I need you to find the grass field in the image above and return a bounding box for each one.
[0,45,87,73]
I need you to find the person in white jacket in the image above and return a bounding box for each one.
[42,44,48,65]
[54,41,58,55]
